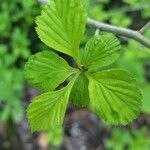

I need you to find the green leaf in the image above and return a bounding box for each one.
[24,50,77,92]
[36,0,87,61]
[87,69,142,125]
[70,73,90,107]
[47,126,64,145]
[27,74,79,132]
[81,34,121,71]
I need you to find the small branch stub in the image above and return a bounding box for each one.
[140,21,150,34]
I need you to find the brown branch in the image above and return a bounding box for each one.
[87,18,150,48]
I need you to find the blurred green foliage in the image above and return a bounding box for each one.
[105,127,150,150]
[0,44,24,121]
[123,0,150,18]
[87,0,132,27]
[0,0,41,122]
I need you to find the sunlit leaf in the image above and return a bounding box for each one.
[87,69,142,125]
[36,0,87,61]
[24,50,77,92]
[81,34,121,71]
[27,74,78,131]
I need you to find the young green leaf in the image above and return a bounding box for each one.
[27,74,79,132]
[24,51,77,92]
[25,0,143,130]
[36,0,87,61]
[81,34,121,71]
[86,69,142,125]
[70,73,90,107]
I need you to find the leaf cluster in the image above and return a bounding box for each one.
[25,0,142,132]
